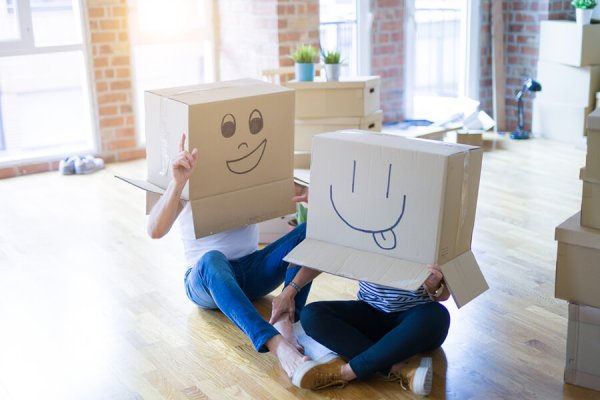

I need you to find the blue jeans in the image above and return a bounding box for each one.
[301,300,450,379]
[184,223,310,353]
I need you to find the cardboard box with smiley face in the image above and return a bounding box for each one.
[119,78,296,238]
[284,130,489,308]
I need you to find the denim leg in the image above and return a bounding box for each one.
[241,223,311,321]
[301,301,390,359]
[184,250,280,353]
[348,302,451,379]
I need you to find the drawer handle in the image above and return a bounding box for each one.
[368,123,375,129]
[369,88,375,93]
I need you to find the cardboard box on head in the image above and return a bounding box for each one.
[118,78,296,238]
[284,130,489,308]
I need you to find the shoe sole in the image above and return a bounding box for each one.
[412,357,433,396]
[292,352,341,388]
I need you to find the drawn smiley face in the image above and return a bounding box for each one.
[221,109,267,174]
[329,159,407,250]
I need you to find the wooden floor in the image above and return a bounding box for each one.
[0,135,597,400]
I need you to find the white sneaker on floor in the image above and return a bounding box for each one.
[74,155,104,174]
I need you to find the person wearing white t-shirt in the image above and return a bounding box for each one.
[148,133,313,378]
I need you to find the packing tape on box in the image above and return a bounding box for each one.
[159,97,170,177]
[455,150,471,250]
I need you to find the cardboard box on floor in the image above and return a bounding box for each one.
[294,110,383,152]
[580,168,600,230]
[539,21,600,67]
[118,78,296,238]
[532,98,591,144]
[555,212,600,309]
[284,130,489,308]
[286,76,381,118]
[536,60,600,108]
[565,303,600,391]
[587,109,600,180]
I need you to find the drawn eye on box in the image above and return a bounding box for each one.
[329,160,407,250]
[222,109,267,175]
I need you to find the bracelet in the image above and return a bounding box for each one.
[288,281,301,292]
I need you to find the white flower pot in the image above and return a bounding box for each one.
[324,64,341,81]
[576,8,594,25]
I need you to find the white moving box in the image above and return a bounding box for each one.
[294,110,383,152]
[287,76,381,118]
[555,213,600,309]
[539,21,600,67]
[532,98,591,144]
[536,61,600,108]
[565,303,600,391]
[587,109,600,180]
[118,79,296,238]
[284,130,488,308]
[580,169,600,230]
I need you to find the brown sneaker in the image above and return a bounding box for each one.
[383,357,432,396]
[292,352,347,390]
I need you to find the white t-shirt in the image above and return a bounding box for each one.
[178,202,259,267]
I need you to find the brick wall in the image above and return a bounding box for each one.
[87,0,142,163]
[277,0,320,68]
[479,0,573,131]
[371,0,404,124]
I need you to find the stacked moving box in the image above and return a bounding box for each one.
[286,76,383,154]
[533,21,600,144]
[555,109,600,392]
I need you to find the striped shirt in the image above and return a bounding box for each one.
[357,281,433,313]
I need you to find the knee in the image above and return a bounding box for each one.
[422,302,451,346]
[195,250,229,280]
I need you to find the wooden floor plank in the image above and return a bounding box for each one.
[0,136,597,399]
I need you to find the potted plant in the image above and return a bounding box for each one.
[572,0,597,24]
[322,50,342,82]
[292,44,318,82]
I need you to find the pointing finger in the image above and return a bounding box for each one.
[179,133,186,152]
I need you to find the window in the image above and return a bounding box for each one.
[0,0,94,164]
[405,0,480,121]
[319,0,358,77]
[128,0,213,143]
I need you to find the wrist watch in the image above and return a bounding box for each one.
[432,282,445,298]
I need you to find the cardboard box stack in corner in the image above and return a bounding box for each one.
[555,109,600,392]
[286,76,383,153]
[118,78,296,239]
[532,21,600,144]
[284,130,489,308]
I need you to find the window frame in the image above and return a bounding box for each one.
[0,0,96,167]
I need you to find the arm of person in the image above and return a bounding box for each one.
[147,133,198,239]
[269,266,321,324]
[423,264,450,302]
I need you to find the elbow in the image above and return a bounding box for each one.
[147,225,165,239]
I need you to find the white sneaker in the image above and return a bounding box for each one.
[58,156,78,175]
[74,155,104,174]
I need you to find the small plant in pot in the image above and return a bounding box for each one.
[323,50,342,82]
[293,44,318,82]
[572,0,597,24]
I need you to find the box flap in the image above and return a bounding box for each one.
[439,250,488,308]
[115,176,168,196]
[284,238,430,290]
[146,78,292,106]
[555,212,600,250]
[588,108,600,131]
[287,76,381,90]
[294,169,310,187]
[285,239,487,308]
[190,177,295,238]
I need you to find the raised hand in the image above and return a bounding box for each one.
[172,133,199,187]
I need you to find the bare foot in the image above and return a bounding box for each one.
[273,316,304,354]
[266,334,311,378]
